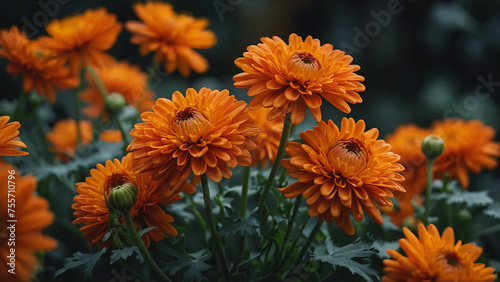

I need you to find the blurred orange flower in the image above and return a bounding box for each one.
[384,124,430,226]
[46,119,93,162]
[383,223,497,282]
[72,154,195,249]
[37,8,122,73]
[81,61,155,118]
[0,160,57,282]
[0,26,78,103]
[0,116,28,156]
[126,2,216,77]
[128,88,258,186]
[279,118,405,235]
[248,107,284,168]
[99,129,123,143]
[432,119,500,188]
[234,33,365,125]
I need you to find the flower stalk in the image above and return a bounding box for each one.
[421,135,444,225]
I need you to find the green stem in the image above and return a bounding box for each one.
[275,197,302,268]
[424,159,435,225]
[111,112,130,147]
[122,209,171,281]
[87,65,108,98]
[201,174,232,282]
[12,90,28,121]
[186,194,207,239]
[74,74,84,147]
[475,223,500,238]
[285,219,323,279]
[240,166,251,218]
[32,106,50,154]
[257,113,292,214]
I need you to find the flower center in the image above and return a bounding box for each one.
[287,52,322,79]
[172,107,211,143]
[329,139,368,172]
[444,252,460,267]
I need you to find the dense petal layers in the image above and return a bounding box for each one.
[46,119,93,162]
[81,61,155,118]
[0,26,78,103]
[383,223,497,282]
[125,2,216,77]
[0,160,57,282]
[127,88,258,185]
[72,153,194,249]
[0,116,28,156]
[248,107,284,168]
[279,117,405,235]
[234,33,365,125]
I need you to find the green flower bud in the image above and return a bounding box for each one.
[421,135,445,160]
[108,182,138,211]
[457,209,472,223]
[105,92,127,114]
[28,92,43,108]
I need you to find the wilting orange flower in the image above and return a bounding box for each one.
[81,61,155,118]
[0,26,78,103]
[249,107,284,168]
[279,118,405,235]
[37,8,122,73]
[384,124,430,226]
[46,119,93,162]
[0,116,28,156]
[0,160,57,282]
[234,33,365,125]
[99,129,123,143]
[126,2,217,77]
[431,119,500,188]
[73,153,195,249]
[128,88,258,186]
[383,223,497,282]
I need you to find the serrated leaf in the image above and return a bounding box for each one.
[372,240,400,259]
[446,190,493,207]
[138,226,158,237]
[219,207,260,237]
[55,248,107,278]
[110,246,138,264]
[484,203,500,220]
[164,255,212,282]
[313,237,379,282]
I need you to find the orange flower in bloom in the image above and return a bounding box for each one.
[0,160,57,282]
[37,8,122,73]
[127,88,258,185]
[100,129,123,143]
[46,119,93,162]
[73,153,195,249]
[125,2,217,77]
[249,107,284,168]
[0,26,78,103]
[81,61,155,118]
[431,119,500,188]
[234,33,365,125]
[384,124,430,226]
[383,223,497,282]
[0,116,28,156]
[279,118,405,235]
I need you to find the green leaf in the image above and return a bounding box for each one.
[110,246,138,264]
[138,226,158,237]
[164,254,212,282]
[54,248,107,278]
[433,180,493,207]
[313,236,379,282]
[372,240,400,259]
[219,207,260,237]
[484,203,500,220]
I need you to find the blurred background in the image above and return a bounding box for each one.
[1,0,500,268]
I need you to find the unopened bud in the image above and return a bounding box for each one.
[108,183,138,211]
[421,135,445,160]
[105,92,126,114]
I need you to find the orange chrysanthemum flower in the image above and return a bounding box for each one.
[125,2,217,77]
[234,33,365,125]
[81,61,155,118]
[0,26,78,103]
[383,223,497,282]
[249,107,284,168]
[46,119,93,162]
[73,153,195,249]
[431,119,500,188]
[0,116,28,156]
[37,8,122,73]
[127,88,258,185]
[99,129,123,143]
[0,160,57,282]
[279,118,405,235]
[384,124,430,226]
